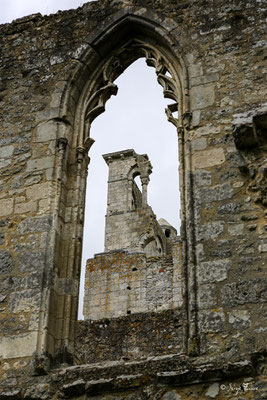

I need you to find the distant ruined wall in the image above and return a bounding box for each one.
[0,0,266,399]
[83,249,182,320]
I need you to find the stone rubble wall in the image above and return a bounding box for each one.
[0,0,266,398]
[76,309,184,364]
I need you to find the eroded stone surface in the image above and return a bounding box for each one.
[0,0,266,398]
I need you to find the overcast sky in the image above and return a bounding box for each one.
[1,1,180,318]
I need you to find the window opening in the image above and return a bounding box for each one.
[79,58,180,319]
[165,229,171,238]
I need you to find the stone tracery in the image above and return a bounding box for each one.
[80,39,181,152]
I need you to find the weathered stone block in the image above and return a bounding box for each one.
[162,391,181,400]
[191,73,219,87]
[0,251,13,275]
[0,159,12,169]
[198,259,231,283]
[190,137,207,152]
[24,383,55,400]
[190,110,200,127]
[194,125,221,138]
[229,310,251,330]
[36,108,60,123]
[194,170,211,187]
[37,198,50,214]
[222,279,267,306]
[0,332,38,359]
[17,215,52,234]
[205,383,219,398]
[36,120,58,142]
[196,183,234,203]
[198,284,217,309]
[198,221,224,241]
[29,314,40,330]
[14,200,37,214]
[0,198,13,217]
[199,308,226,333]
[26,156,54,172]
[208,246,232,259]
[0,389,21,399]
[187,54,203,77]
[217,202,240,215]
[228,223,244,236]
[9,289,41,313]
[259,241,267,253]
[26,182,51,201]
[192,148,225,169]
[0,145,14,158]
[190,84,215,110]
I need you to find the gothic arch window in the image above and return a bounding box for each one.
[41,12,194,362]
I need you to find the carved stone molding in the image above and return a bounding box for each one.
[56,137,68,154]
[85,82,118,125]
[82,39,181,146]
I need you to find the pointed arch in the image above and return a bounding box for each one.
[40,10,193,363]
[60,11,190,132]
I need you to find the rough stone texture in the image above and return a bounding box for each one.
[84,249,182,320]
[199,309,226,333]
[222,279,267,306]
[0,250,13,274]
[76,309,183,364]
[192,148,225,169]
[197,259,231,284]
[0,0,266,398]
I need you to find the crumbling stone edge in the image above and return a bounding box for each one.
[0,350,266,399]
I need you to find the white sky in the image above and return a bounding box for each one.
[1,1,180,318]
[0,0,91,23]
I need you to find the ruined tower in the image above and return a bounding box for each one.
[83,149,181,320]
[103,149,168,255]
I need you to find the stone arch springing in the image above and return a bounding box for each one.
[42,11,197,362]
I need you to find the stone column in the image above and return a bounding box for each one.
[141,176,149,206]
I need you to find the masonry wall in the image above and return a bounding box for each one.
[76,309,184,365]
[105,208,166,254]
[83,246,182,320]
[0,0,266,398]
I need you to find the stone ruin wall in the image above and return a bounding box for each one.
[0,0,266,399]
[83,245,182,321]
